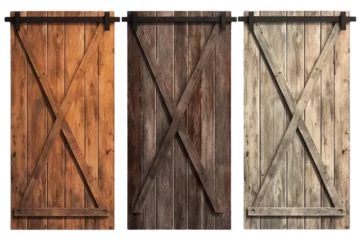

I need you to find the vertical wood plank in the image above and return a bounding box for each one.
[201,11,215,230]
[244,11,260,230]
[272,11,287,229]
[26,11,47,230]
[140,11,157,230]
[11,11,28,230]
[84,11,99,230]
[174,11,189,230]
[304,10,321,229]
[155,11,174,229]
[286,11,305,229]
[47,11,65,230]
[99,11,115,230]
[320,11,335,229]
[215,11,231,230]
[127,11,144,230]
[65,11,85,230]
[187,11,203,229]
[334,11,350,230]
[259,11,274,229]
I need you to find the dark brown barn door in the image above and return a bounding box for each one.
[127,11,232,229]
[10,11,116,229]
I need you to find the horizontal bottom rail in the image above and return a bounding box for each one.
[14,208,110,217]
[248,207,345,216]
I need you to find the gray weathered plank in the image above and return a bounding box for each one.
[248,207,345,216]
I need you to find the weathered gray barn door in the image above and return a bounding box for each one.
[244,11,353,229]
[127,11,232,229]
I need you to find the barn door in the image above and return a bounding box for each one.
[243,11,354,229]
[127,11,232,229]
[9,11,118,229]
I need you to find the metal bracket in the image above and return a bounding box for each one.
[131,12,138,32]
[104,12,110,31]
[247,12,254,31]
[14,12,20,31]
[220,12,226,30]
[340,12,347,30]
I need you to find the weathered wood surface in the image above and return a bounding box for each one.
[244,11,351,229]
[128,11,231,229]
[248,208,345,217]
[14,208,110,217]
[10,11,115,230]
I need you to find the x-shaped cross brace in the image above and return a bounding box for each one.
[248,22,345,216]
[14,24,109,216]
[132,24,224,213]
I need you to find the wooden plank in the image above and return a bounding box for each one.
[127,11,144,230]
[286,11,305,229]
[65,11,85,230]
[84,11,99,230]
[243,11,260,230]
[47,11,65,230]
[98,11,115,230]
[320,11,335,229]
[173,11,188,230]
[304,11,321,229]
[202,11,215,230]
[187,10,203,229]
[252,23,341,209]
[10,11,28,230]
[155,11,174,229]
[140,11,156,230]
[215,11,231,229]
[26,11,47,230]
[133,22,221,215]
[15,208,109,217]
[248,207,345,217]
[18,23,106,209]
[258,11,275,229]
[334,11,350,229]
[260,10,286,232]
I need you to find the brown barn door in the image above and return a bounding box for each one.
[243,11,354,229]
[9,11,118,229]
[127,11,232,229]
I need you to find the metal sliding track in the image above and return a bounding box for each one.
[0,11,360,30]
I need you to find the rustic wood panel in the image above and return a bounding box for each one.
[334,11,350,229]
[10,11,115,230]
[244,11,351,229]
[128,11,231,230]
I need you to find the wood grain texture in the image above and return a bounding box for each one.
[155,11,174,229]
[47,11,66,230]
[244,11,351,229]
[10,11,115,230]
[11,11,28,230]
[132,22,222,214]
[128,11,231,229]
[15,208,109,217]
[141,11,157,230]
[98,11,115,230]
[286,11,305,229]
[334,11,350,229]
[244,11,260,230]
[84,11,99,230]
[174,11,189,230]
[304,11,322,229]
[187,10,203,229]
[202,11,216,229]
[127,9,144,229]
[26,11,47,230]
[248,207,345,216]
[321,11,335,229]
[214,11,231,230]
